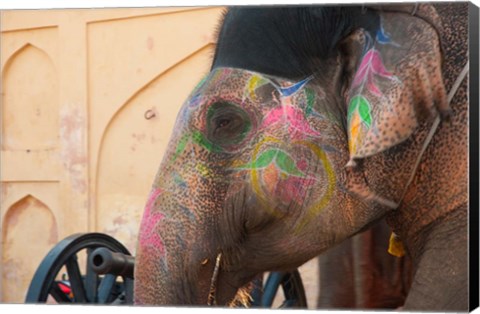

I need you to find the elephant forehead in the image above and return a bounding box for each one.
[180,67,323,133]
[193,67,313,99]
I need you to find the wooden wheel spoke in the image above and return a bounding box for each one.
[281,274,293,298]
[97,274,116,304]
[260,271,307,308]
[280,299,296,308]
[85,248,99,302]
[49,282,72,303]
[65,255,87,303]
[25,233,132,304]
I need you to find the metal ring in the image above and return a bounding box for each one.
[144,109,156,120]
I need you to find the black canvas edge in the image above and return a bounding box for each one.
[469,1,480,312]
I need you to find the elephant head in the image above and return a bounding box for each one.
[134,4,468,310]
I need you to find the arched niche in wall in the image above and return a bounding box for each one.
[95,45,213,253]
[1,43,59,151]
[1,194,58,302]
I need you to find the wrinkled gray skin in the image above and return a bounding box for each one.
[134,3,469,311]
[317,220,412,309]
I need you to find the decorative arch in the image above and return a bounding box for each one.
[1,43,59,151]
[1,194,58,301]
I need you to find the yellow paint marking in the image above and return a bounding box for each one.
[196,163,212,178]
[293,140,336,234]
[249,136,336,228]
[349,113,361,154]
[248,75,261,101]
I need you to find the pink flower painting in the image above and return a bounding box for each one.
[351,49,398,96]
[262,105,321,140]
[139,188,165,254]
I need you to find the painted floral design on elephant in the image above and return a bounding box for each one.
[347,48,400,155]
[234,144,316,205]
[347,23,405,156]
[233,136,336,225]
[350,49,398,97]
[139,188,166,254]
[168,68,337,227]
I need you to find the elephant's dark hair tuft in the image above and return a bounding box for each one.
[212,5,380,80]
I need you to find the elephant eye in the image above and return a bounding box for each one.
[215,117,233,130]
[207,102,252,147]
[212,114,244,135]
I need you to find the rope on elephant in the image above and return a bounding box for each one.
[207,252,223,305]
[396,61,469,209]
[387,61,469,257]
[373,61,469,211]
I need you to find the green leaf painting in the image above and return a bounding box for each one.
[236,148,305,177]
[252,150,276,168]
[171,131,223,163]
[304,87,315,117]
[275,151,304,176]
[348,95,372,127]
[191,130,223,153]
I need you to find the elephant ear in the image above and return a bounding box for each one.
[345,5,449,165]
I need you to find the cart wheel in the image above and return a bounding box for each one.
[252,270,307,308]
[25,233,133,304]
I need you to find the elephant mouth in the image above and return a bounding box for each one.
[205,252,256,307]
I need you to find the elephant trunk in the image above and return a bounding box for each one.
[133,247,216,305]
[134,237,240,305]
[133,187,241,305]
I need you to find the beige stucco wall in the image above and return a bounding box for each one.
[0,6,224,303]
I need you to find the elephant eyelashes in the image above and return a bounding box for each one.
[206,102,252,147]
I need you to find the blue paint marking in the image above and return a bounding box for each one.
[173,172,188,189]
[375,21,400,47]
[179,205,196,222]
[376,27,391,44]
[176,234,187,250]
[188,94,203,108]
[277,76,313,97]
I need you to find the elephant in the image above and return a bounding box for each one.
[134,3,469,311]
[317,219,412,309]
